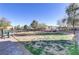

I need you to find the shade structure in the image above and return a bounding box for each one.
[0,26,13,30]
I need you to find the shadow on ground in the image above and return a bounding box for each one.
[0,39,73,55]
[19,40,73,55]
[0,41,32,55]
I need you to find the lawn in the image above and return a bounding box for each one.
[66,44,79,55]
[14,34,74,42]
[25,45,43,55]
[14,31,75,55]
[24,40,73,55]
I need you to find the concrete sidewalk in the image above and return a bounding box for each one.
[0,38,32,55]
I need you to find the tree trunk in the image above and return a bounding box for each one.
[7,31,10,38]
[1,29,4,38]
[73,20,75,34]
[73,12,79,54]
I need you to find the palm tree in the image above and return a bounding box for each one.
[0,17,11,38]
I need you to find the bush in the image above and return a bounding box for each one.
[36,32,65,35]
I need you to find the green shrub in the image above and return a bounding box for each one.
[36,32,65,35]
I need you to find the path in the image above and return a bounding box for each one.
[0,37,32,55]
[75,31,79,46]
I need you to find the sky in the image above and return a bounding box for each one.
[0,3,69,26]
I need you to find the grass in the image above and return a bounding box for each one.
[15,31,66,35]
[14,31,74,41]
[67,44,79,55]
[14,34,74,42]
[24,40,73,55]
[14,31,75,55]
[35,32,66,35]
[25,45,43,55]
[25,42,79,55]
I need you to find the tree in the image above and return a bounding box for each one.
[62,18,68,31]
[57,20,61,27]
[66,3,79,54]
[38,23,48,30]
[57,18,67,31]
[16,25,21,30]
[59,18,67,27]
[66,3,79,34]
[0,17,11,38]
[23,25,29,31]
[30,20,38,29]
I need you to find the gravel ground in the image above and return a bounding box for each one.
[0,38,32,55]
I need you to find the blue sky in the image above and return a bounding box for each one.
[0,3,69,26]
